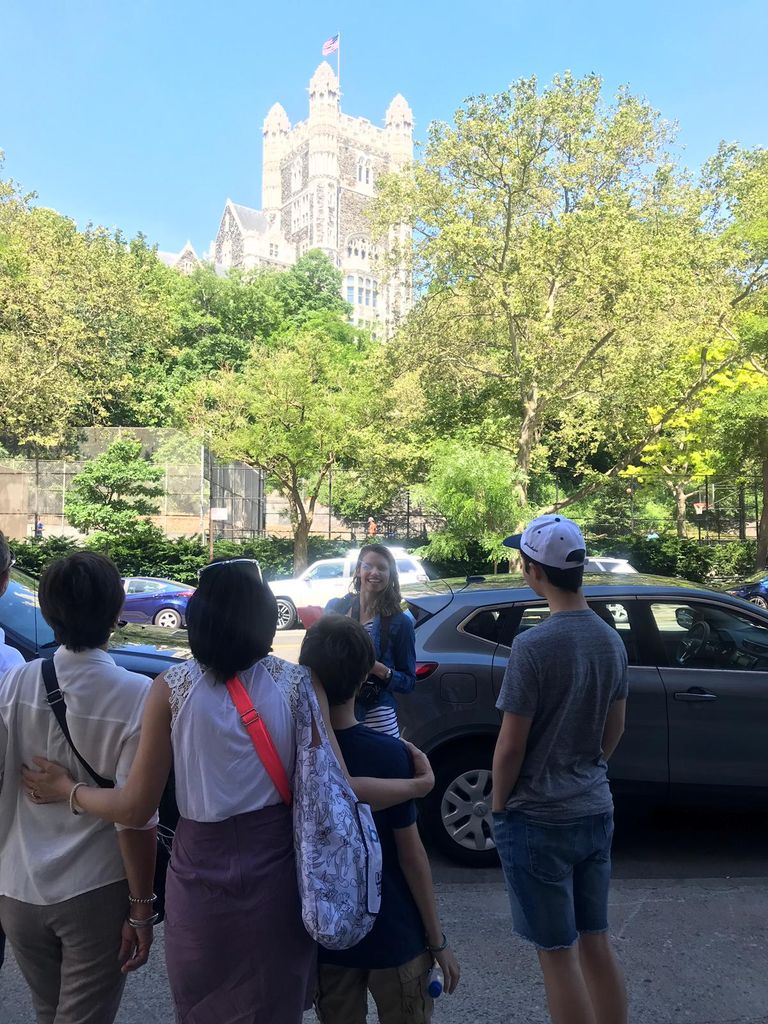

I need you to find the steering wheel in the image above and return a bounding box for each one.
[676,620,711,665]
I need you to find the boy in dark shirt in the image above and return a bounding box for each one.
[300,615,459,1024]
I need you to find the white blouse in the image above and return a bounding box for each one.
[166,655,307,823]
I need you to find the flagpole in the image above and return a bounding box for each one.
[337,31,341,93]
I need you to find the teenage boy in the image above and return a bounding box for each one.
[492,514,628,1024]
[300,615,459,1024]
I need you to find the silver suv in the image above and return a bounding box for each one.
[398,574,768,867]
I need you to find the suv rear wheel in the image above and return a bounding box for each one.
[275,598,298,631]
[421,742,499,867]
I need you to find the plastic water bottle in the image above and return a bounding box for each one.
[427,963,444,998]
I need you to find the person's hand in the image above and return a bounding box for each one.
[371,660,390,681]
[21,758,75,804]
[434,946,461,994]
[402,741,434,797]
[118,917,154,973]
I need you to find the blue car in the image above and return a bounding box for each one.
[1,568,191,673]
[121,577,195,629]
[724,570,768,610]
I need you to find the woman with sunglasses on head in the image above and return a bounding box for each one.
[326,545,416,738]
[23,557,434,1024]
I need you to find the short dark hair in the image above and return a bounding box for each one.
[186,558,277,681]
[522,554,584,594]
[299,615,375,707]
[39,552,125,651]
[0,531,12,576]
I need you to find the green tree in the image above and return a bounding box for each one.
[185,313,387,571]
[415,440,524,570]
[373,75,763,512]
[64,436,164,533]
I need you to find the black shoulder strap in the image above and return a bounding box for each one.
[40,658,114,789]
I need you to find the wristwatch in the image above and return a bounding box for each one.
[384,666,393,682]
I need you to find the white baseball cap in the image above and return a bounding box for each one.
[503,514,587,570]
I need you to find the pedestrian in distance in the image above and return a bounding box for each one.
[326,545,416,738]
[492,514,628,1024]
[367,516,378,538]
[300,614,460,1024]
[23,557,436,1024]
[0,552,158,1024]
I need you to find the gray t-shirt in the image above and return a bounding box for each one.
[496,609,628,820]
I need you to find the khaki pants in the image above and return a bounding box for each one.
[0,880,128,1024]
[316,950,433,1024]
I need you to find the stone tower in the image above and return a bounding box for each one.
[212,63,413,335]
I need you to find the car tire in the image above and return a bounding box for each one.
[275,598,298,631]
[749,596,768,609]
[421,741,499,868]
[153,608,182,629]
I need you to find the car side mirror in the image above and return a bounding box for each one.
[675,607,695,630]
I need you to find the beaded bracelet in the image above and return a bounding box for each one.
[128,893,157,904]
[427,932,448,952]
[128,913,159,928]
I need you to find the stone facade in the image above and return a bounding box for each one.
[210,63,413,336]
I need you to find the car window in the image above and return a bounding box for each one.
[464,603,548,647]
[650,601,768,671]
[307,563,344,580]
[129,580,166,595]
[587,600,638,665]
[396,558,418,574]
[1,578,55,647]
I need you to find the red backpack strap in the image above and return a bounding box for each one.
[226,675,292,807]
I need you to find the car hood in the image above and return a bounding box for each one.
[110,623,192,660]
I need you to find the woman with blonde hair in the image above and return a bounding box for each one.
[326,545,416,737]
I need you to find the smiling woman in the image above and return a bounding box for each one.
[324,545,416,738]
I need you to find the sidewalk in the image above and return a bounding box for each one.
[2,876,767,1023]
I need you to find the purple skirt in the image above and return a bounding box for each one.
[164,803,316,1024]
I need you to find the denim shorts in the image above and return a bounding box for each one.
[492,810,614,951]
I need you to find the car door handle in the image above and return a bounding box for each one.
[674,688,718,702]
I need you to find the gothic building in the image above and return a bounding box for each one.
[210,63,414,335]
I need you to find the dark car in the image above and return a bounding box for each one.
[397,573,768,867]
[1,568,191,676]
[723,569,768,609]
[121,577,195,630]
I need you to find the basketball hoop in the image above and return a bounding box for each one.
[693,501,707,516]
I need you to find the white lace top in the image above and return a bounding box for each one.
[165,655,308,823]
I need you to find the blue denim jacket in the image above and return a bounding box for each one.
[325,599,416,713]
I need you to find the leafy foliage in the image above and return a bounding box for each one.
[64,436,164,533]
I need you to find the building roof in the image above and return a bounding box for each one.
[229,202,269,235]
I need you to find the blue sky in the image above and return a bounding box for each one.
[1,0,764,256]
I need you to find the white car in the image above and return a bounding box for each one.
[269,547,428,630]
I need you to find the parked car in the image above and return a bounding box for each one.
[397,573,768,867]
[120,577,195,629]
[1,568,191,676]
[269,547,428,630]
[722,569,768,609]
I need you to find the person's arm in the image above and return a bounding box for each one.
[602,699,626,760]
[394,824,460,994]
[116,827,156,974]
[310,675,433,809]
[22,673,173,826]
[492,712,532,812]
[370,615,416,694]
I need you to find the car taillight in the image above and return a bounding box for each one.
[415,662,438,679]
[179,591,194,597]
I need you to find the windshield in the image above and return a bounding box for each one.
[3,571,56,648]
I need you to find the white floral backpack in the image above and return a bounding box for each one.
[228,666,382,950]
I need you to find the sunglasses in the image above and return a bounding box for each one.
[197,558,263,581]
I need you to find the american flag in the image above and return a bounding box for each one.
[322,34,339,56]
